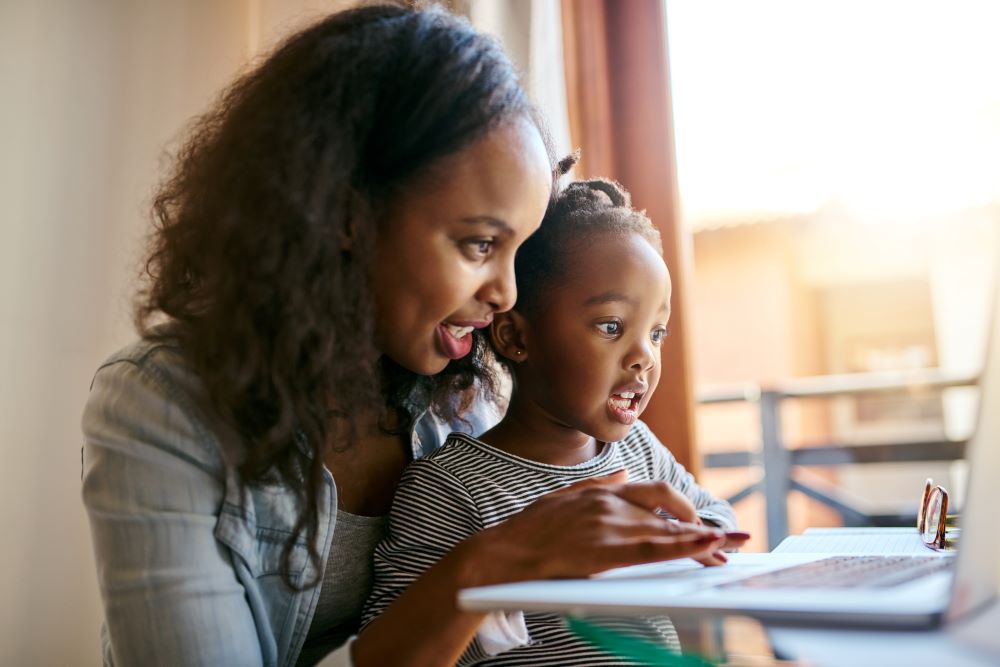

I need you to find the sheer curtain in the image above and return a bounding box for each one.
[467,0,573,162]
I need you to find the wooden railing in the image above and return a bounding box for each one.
[696,368,979,549]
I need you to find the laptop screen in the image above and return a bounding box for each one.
[947,274,1000,621]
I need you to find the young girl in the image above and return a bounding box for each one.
[363,172,744,665]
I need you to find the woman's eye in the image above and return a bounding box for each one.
[464,238,495,259]
[650,327,668,344]
[596,321,622,336]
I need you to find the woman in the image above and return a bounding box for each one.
[81,5,727,666]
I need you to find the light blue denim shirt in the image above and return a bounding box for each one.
[81,337,501,667]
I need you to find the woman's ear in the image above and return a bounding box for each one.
[491,311,530,362]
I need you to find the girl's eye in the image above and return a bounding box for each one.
[596,321,622,337]
[650,327,668,344]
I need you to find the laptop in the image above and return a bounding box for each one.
[459,279,1000,629]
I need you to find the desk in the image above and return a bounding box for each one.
[767,599,1000,667]
[667,601,1000,667]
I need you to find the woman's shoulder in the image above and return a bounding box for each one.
[91,330,190,382]
[83,335,231,474]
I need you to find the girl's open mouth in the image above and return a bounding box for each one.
[608,391,642,425]
[436,322,475,360]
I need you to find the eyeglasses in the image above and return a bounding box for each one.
[918,478,959,551]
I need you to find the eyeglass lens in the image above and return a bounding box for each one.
[918,477,933,533]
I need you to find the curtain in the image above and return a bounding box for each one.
[561,0,699,473]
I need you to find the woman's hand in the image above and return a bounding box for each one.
[567,470,750,566]
[460,470,732,586]
[354,470,745,667]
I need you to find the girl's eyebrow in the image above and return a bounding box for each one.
[584,293,672,316]
[460,215,514,235]
[583,291,636,307]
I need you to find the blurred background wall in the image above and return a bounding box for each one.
[0,2,355,663]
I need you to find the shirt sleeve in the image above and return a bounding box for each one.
[361,456,526,664]
[639,421,738,531]
[81,359,264,667]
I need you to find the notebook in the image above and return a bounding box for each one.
[459,279,1000,629]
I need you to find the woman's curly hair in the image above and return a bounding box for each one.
[136,3,551,589]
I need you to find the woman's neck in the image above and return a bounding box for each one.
[478,392,600,466]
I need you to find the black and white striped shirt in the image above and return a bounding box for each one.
[363,420,736,666]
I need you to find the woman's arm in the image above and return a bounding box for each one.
[353,468,725,667]
[82,359,265,667]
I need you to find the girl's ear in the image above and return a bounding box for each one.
[491,311,530,362]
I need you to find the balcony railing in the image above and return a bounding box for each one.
[696,368,979,550]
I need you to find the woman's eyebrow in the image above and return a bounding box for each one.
[460,215,514,235]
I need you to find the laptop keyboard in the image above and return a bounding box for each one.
[721,555,955,589]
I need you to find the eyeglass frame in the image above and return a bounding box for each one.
[918,477,957,551]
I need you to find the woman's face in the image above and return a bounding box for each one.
[371,119,551,375]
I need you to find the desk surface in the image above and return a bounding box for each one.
[669,601,1000,667]
[767,599,1000,667]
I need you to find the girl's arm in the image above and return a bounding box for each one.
[638,420,738,530]
[353,467,726,667]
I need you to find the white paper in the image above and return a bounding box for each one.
[773,528,933,555]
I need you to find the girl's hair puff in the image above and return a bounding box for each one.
[513,157,663,316]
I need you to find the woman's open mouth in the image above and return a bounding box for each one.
[608,391,643,425]
[436,322,476,360]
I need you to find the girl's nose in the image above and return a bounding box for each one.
[626,337,656,372]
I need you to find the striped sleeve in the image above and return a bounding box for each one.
[361,457,504,665]
[637,422,738,530]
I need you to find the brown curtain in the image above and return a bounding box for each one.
[561,0,699,474]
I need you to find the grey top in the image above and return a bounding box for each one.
[295,510,390,667]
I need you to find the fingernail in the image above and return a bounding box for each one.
[713,550,728,563]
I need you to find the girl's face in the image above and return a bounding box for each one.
[371,119,551,375]
[516,232,671,443]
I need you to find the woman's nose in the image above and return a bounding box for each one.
[478,259,517,312]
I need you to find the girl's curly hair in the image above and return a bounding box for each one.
[136,3,552,589]
[512,157,663,318]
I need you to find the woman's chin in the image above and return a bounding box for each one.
[404,352,452,376]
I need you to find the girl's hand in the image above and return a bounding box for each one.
[459,470,728,585]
